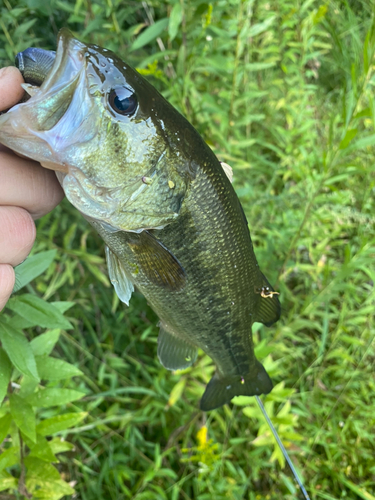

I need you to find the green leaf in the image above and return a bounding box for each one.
[0,475,18,493]
[84,261,110,287]
[50,301,75,314]
[36,356,83,381]
[339,128,358,149]
[354,107,371,119]
[25,456,60,480]
[19,375,39,399]
[245,61,275,71]
[13,18,37,38]
[339,475,375,500]
[26,388,85,408]
[346,133,375,153]
[13,250,57,292]
[169,3,182,41]
[6,7,26,17]
[363,30,370,73]
[0,413,12,444]
[49,437,74,454]
[6,295,73,330]
[55,0,74,12]
[130,18,169,51]
[247,16,276,38]
[25,457,74,499]
[324,173,352,186]
[36,412,88,436]
[280,471,297,494]
[0,348,12,405]
[29,436,57,462]
[0,321,39,381]
[7,315,35,330]
[9,394,36,443]
[242,406,262,419]
[0,446,20,473]
[232,395,256,407]
[167,378,186,407]
[30,330,60,357]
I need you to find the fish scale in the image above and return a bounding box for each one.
[92,156,267,389]
[0,29,281,411]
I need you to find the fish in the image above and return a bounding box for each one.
[0,29,281,411]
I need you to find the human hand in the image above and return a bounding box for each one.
[0,66,64,311]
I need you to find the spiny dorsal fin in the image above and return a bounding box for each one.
[127,231,186,291]
[220,162,233,183]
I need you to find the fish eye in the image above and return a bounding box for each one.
[108,87,137,117]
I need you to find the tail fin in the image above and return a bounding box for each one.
[200,361,272,411]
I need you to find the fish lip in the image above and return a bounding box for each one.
[25,29,93,154]
[0,29,98,168]
[40,28,86,96]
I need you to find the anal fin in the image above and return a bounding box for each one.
[157,323,197,371]
[105,246,134,305]
[200,360,273,411]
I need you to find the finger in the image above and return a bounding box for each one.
[0,264,15,312]
[0,67,24,111]
[0,150,64,219]
[0,206,36,266]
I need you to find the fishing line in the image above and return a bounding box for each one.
[255,396,310,500]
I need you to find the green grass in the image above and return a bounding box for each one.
[0,0,375,498]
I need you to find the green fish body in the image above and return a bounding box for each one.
[0,30,280,410]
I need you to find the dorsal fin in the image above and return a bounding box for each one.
[220,162,233,183]
[253,273,281,327]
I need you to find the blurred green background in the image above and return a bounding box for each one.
[0,0,375,499]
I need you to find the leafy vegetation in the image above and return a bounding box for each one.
[1,0,375,498]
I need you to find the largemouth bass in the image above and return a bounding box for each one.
[0,29,280,411]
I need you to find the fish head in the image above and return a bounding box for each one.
[0,29,192,231]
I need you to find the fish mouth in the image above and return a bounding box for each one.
[0,29,98,172]
[26,29,85,131]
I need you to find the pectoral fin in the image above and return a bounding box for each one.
[157,323,197,370]
[105,246,134,305]
[253,273,281,327]
[127,231,186,292]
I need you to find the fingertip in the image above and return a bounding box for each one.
[12,208,37,258]
[0,207,36,266]
[0,67,24,111]
[0,264,15,312]
[31,168,65,220]
[0,152,65,219]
